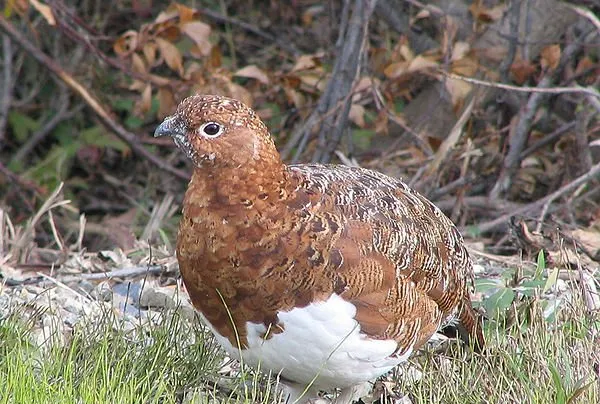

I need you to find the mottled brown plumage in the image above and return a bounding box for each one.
[155,94,483,403]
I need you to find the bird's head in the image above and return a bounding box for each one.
[154,94,279,169]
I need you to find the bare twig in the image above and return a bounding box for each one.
[37,272,93,302]
[375,0,437,53]
[11,88,84,163]
[497,0,521,83]
[428,175,474,201]
[0,34,13,147]
[442,73,600,100]
[0,161,42,212]
[13,183,69,262]
[75,265,165,281]
[519,121,576,160]
[198,5,301,56]
[475,160,600,234]
[48,1,175,90]
[312,0,377,163]
[0,15,189,181]
[489,30,593,199]
[280,0,377,163]
[3,262,167,286]
[568,4,600,33]
[371,87,433,157]
[424,95,476,178]
[435,195,523,216]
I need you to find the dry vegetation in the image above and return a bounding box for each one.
[0,0,599,403]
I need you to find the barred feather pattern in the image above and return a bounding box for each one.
[156,94,483,392]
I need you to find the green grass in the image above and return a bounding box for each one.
[0,285,598,404]
[0,305,245,404]
[398,300,599,404]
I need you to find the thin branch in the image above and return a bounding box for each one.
[489,29,593,199]
[497,0,520,83]
[0,15,189,181]
[519,121,576,160]
[74,265,166,281]
[48,0,176,90]
[475,160,600,234]
[280,0,377,163]
[568,4,600,33]
[0,34,13,147]
[428,174,474,201]
[11,88,84,163]
[198,5,301,56]
[441,72,600,100]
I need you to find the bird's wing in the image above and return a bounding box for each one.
[286,164,481,354]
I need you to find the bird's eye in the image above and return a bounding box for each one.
[199,122,223,138]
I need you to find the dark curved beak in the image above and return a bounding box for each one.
[154,115,187,138]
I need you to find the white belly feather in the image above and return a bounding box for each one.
[199,293,411,389]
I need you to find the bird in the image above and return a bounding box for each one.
[154,94,484,403]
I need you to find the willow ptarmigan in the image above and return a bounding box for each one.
[154,94,484,403]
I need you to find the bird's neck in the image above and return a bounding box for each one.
[183,158,290,212]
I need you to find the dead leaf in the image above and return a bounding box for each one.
[575,57,599,84]
[571,228,600,258]
[256,108,273,121]
[302,5,324,26]
[158,87,176,119]
[292,54,322,72]
[114,30,138,56]
[414,9,430,20]
[181,21,212,56]
[155,3,179,23]
[383,62,408,79]
[352,77,374,102]
[148,74,172,87]
[444,77,472,107]
[101,210,137,251]
[349,104,366,128]
[155,37,183,75]
[5,0,29,15]
[282,75,302,90]
[30,0,56,25]
[227,82,253,106]
[408,55,438,72]
[452,55,479,76]
[511,58,537,84]
[174,3,197,23]
[469,1,506,23]
[374,110,389,135]
[131,53,147,75]
[284,87,305,108]
[134,85,152,116]
[209,45,222,67]
[451,41,471,62]
[128,79,146,92]
[540,44,561,71]
[299,73,327,92]
[143,42,157,66]
[399,43,414,62]
[234,65,270,85]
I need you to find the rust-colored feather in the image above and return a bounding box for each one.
[155,94,484,399]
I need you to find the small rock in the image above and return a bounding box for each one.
[92,281,113,302]
[139,286,178,309]
[32,314,65,351]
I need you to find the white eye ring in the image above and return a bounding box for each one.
[199,122,224,138]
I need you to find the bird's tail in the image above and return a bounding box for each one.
[456,298,485,352]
